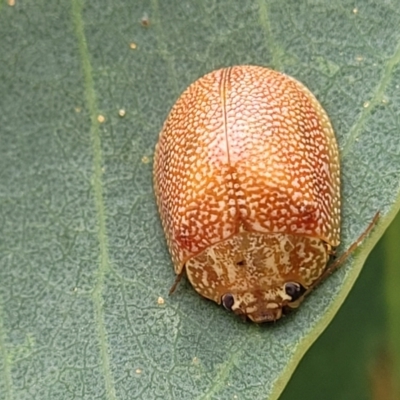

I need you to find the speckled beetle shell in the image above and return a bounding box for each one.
[153,65,340,322]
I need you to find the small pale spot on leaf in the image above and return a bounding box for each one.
[192,357,200,365]
[140,14,150,27]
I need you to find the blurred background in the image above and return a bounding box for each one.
[281,211,400,400]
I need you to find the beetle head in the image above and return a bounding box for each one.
[184,231,330,323]
[220,281,307,322]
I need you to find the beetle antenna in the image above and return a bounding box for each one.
[305,211,380,296]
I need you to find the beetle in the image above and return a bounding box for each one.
[153,65,377,322]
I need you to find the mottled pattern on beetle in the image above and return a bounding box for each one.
[226,68,340,248]
[154,69,238,271]
[185,231,329,306]
[153,65,340,276]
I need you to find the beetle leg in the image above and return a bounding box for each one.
[169,268,185,295]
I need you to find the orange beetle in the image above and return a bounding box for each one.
[153,65,371,322]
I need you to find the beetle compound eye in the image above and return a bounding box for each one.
[221,293,235,310]
[284,282,306,302]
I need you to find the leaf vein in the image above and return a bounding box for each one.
[258,0,282,71]
[342,37,400,157]
[0,299,14,400]
[71,1,117,399]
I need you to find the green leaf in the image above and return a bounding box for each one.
[1,1,399,399]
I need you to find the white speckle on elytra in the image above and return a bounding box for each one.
[154,65,340,295]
